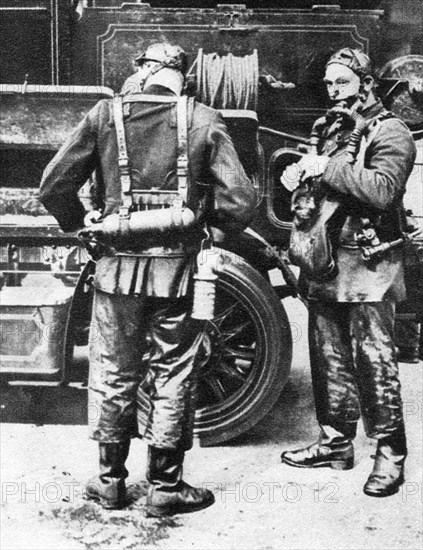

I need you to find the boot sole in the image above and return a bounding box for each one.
[146,496,215,518]
[281,455,354,471]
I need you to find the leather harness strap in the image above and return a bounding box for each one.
[176,96,189,207]
[113,95,131,236]
[113,93,190,221]
[122,94,178,104]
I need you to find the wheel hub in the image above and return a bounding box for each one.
[197,322,223,371]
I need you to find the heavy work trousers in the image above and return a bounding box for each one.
[308,300,404,440]
[88,289,203,450]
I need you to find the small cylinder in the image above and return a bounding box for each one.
[191,277,217,320]
[191,249,221,320]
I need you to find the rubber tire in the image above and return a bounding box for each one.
[61,259,95,385]
[138,248,292,447]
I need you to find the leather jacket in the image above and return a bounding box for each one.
[308,100,416,303]
[40,85,256,297]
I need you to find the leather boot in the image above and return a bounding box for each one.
[281,435,354,470]
[85,441,130,509]
[145,446,215,517]
[363,426,407,497]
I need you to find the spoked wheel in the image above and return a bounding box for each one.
[138,249,292,446]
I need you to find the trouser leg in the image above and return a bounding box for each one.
[395,317,420,363]
[141,298,214,516]
[280,301,357,469]
[308,301,359,440]
[86,290,149,508]
[350,301,405,439]
[348,301,406,497]
[88,289,148,442]
[142,298,205,451]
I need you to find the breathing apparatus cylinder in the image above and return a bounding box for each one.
[80,206,196,242]
[191,248,222,321]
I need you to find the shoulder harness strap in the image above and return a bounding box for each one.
[112,96,132,239]
[113,94,191,219]
[122,94,178,104]
[175,95,189,208]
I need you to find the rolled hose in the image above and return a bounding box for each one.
[79,206,196,242]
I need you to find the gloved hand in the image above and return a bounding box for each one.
[83,210,103,227]
[78,210,104,260]
[78,210,102,238]
[281,154,330,191]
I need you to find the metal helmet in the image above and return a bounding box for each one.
[134,43,188,74]
[326,48,372,79]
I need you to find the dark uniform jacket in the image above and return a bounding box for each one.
[40,85,255,297]
[308,99,416,303]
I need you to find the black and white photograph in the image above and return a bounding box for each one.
[1,1,422,549]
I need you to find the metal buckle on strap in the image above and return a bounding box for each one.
[119,206,130,219]
[173,196,184,210]
[120,174,132,193]
[118,157,129,169]
[177,155,188,176]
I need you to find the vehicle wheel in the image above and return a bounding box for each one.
[137,249,292,446]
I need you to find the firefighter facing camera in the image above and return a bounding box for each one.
[280,47,417,498]
[39,42,255,516]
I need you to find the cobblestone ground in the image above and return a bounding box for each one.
[1,298,422,550]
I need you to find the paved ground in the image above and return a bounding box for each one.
[1,297,422,550]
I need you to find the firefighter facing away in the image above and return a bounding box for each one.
[39,43,255,516]
[280,48,416,497]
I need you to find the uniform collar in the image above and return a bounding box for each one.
[142,84,177,96]
[361,98,385,120]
